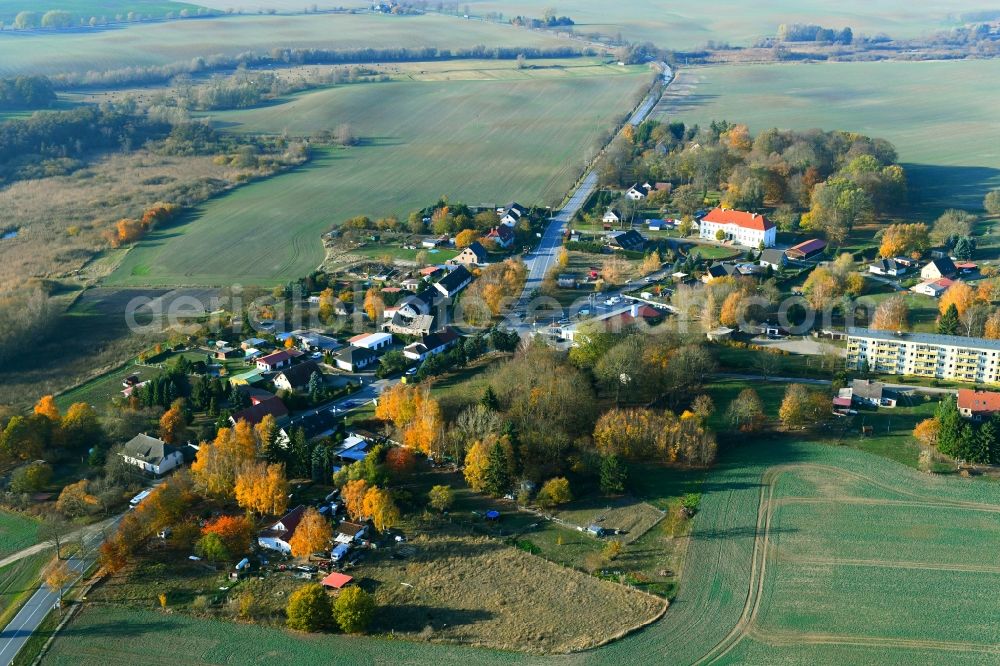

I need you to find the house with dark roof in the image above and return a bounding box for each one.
[607,229,646,252]
[758,249,787,270]
[256,350,293,373]
[403,327,461,362]
[847,379,899,408]
[279,409,340,444]
[334,346,378,372]
[602,208,622,224]
[385,312,436,337]
[434,265,473,298]
[625,184,647,200]
[500,202,526,226]
[451,242,489,267]
[257,505,309,554]
[702,261,739,283]
[921,257,957,280]
[231,395,290,426]
[119,434,185,476]
[273,360,322,392]
[485,224,515,249]
[869,258,907,277]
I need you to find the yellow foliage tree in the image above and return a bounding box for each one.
[33,395,60,422]
[463,441,489,492]
[454,229,477,248]
[191,426,257,498]
[985,310,1000,339]
[363,287,385,322]
[938,281,976,316]
[878,223,929,259]
[361,487,399,532]
[913,418,940,447]
[158,402,186,444]
[288,507,332,558]
[342,479,369,521]
[235,461,289,516]
[718,291,743,328]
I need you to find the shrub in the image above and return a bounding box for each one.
[286,583,332,632]
[333,586,375,633]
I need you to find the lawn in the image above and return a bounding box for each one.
[0,0,203,24]
[657,60,1000,215]
[108,66,650,286]
[0,510,40,558]
[0,12,571,77]
[0,552,50,628]
[464,0,978,48]
[44,441,1000,665]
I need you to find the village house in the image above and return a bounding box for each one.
[273,360,322,392]
[784,238,827,261]
[625,184,647,200]
[256,350,293,373]
[229,370,264,386]
[231,395,290,426]
[403,327,461,362]
[758,249,787,271]
[911,277,954,298]
[602,208,622,224]
[401,277,423,291]
[257,505,308,554]
[499,202,526,226]
[606,229,646,252]
[957,389,1000,420]
[292,330,341,353]
[485,224,514,249]
[845,379,900,408]
[334,346,378,372]
[348,332,393,353]
[699,207,776,248]
[240,337,268,351]
[421,234,450,249]
[385,312,436,337]
[278,410,340,446]
[869,258,907,277]
[119,433,185,476]
[434,265,473,298]
[335,520,368,545]
[921,257,957,280]
[451,241,489,267]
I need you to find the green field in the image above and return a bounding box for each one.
[108,65,649,286]
[0,510,39,558]
[40,441,1000,665]
[0,552,49,628]
[0,12,570,77]
[658,60,1000,215]
[0,1,204,24]
[465,0,983,48]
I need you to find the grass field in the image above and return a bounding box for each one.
[657,60,1000,215]
[108,65,649,286]
[0,511,39,558]
[42,441,1000,664]
[464,0,983,48]
[0,552,50,628]
[0,12,570,77]
[0,0,203,24]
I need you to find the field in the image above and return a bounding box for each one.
[464,0,984,49]
[0,510,39,558]
[0,552,49,628]
[657,60,1000,215]
[108,64,650,286]
[0,0,203,24]
[0,12,571,77]
[41,441,1000,664]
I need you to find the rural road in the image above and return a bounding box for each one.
[0,516,118,666]
[518,63,673,306]
[0,516,119,571]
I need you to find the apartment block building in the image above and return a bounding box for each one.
[846,327,1000,384]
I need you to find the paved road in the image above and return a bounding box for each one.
[0,517,118,665]
[517,63,673,308]
[0,516,119,571]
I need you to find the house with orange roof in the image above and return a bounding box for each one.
[958,389,1000,421]
[698,207,776,248]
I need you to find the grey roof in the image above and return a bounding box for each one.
[337,346,377,364]
[436,265,472,293]
[759,249,786,266]
[847,327,1000,352]
[871,258,899,271]
[276,360,322,389]
[925,257,956,274]
[121,434,178,466]
[608,229,646,250]
[850,379,896,401]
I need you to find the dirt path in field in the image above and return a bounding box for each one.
[691,462,1000,664]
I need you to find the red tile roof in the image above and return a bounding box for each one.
[787,238,827,257]
[258,350,292,368]
[958,389,1000,414]
[321,572,353,589]
[701,207,774,231]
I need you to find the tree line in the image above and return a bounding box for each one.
[0,76,55,110]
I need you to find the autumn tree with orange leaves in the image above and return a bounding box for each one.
[235,461,289,516]
[202,515,254,554]
[342,479,369,521]
[33,395,60,422]
[878,223,929,259]
[461,259,527,323]
[374,384,443,455]
[289,507,332,557]
[938,281,977,316]
[158,400,187,443]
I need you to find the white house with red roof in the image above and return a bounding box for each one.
[256,350,293,372]
[699,207,776,248]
